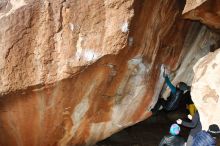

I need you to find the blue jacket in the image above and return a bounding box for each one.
[164,76,183,111]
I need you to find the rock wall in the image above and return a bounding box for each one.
[0,0,220,146]
[192,48,220,130]
[183,0,220,30]
[183,0,220,131]
[0,0,135,94]
[183,0,207,14]
[161,23,220,100]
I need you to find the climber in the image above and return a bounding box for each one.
[177,111,202,146]
[178,80,197,117]
[159,123,185,146]
[151,65,191,113]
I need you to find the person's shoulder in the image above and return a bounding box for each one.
[163,135,173,140]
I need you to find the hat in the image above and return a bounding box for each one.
[178,82,190,92]
[170,124,180,136]
[208,124,220,137]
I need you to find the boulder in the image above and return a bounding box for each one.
[192,48,220,130]
[183,0,220,29]
[0,0,219,145]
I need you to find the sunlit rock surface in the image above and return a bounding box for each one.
[183,0,220,29]
[0,0,134,94]
[192,48,220,130]
[183,0,207,14]
[0,0,220,146]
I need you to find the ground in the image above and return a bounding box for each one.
[95,110,190,146]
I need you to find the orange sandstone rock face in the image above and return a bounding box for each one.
[0,0,219,146]
[183,0,220,29]
[192,48,220,130]
[0,0,134,94]
[182,0,207,14]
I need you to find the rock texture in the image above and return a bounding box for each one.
[182,0,207,14]
[0,0,220,146]
[184,1,220,130]
[162,23,220,99]
[183,0,220,29]
[192,48,220,130]
[0,0,134,94]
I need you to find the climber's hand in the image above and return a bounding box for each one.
[161,64,167,78]
[176,119,182,125]
[163,70,166,78]
[188,114,193,120]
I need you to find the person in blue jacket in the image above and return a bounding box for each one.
[151,66,190,112]
[159,123,185,146]
[192,130,216,146]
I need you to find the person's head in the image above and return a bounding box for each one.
[208,124,220,138]
[176,82,190,92]
[169,124,180,136]
[192,131,216,146]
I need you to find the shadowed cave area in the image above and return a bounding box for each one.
[95,109,190,146]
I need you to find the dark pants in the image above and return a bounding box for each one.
[151,98,166,113]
